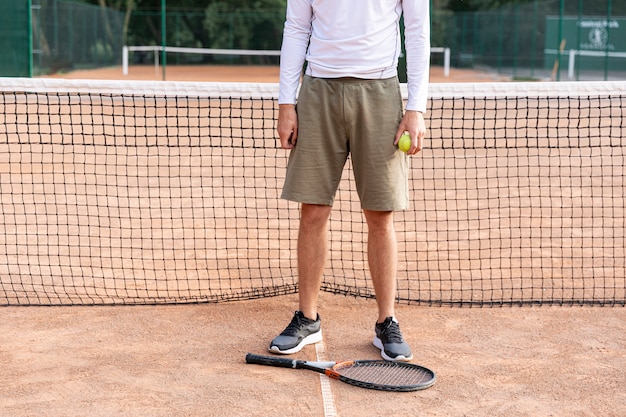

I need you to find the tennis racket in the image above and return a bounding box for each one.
[245,353,436,392]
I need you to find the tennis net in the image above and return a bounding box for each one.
[0,78,624,306]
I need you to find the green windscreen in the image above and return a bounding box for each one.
[0,1,32,77]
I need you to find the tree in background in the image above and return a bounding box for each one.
[81,0,284,48]
[74,0,626,57]
[203,0,285,52]
[76,0,548,51]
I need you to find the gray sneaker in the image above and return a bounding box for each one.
[269,311,322,354]
[373,317,413,362]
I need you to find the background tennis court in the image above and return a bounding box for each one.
[1,66,625,416]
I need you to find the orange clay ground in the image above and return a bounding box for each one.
[1,65,624,417]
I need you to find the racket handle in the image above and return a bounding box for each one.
[245,353,298,368]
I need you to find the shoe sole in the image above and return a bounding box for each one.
[373,336,414,362]
[268,329,323,355]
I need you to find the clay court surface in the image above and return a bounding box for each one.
[1,65,625,416]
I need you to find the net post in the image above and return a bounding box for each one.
[568,49,576,80]
[122,46,129,76]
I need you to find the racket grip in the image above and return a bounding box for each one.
[245,353,298,368]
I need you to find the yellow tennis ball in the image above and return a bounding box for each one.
[398,132,411,153]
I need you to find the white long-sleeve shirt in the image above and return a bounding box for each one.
[278,0,430,112]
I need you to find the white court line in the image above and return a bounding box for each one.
[315,341,337,417]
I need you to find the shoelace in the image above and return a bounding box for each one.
[281,313,310,336]
[381,321,404,343]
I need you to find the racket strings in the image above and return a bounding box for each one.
[335,362,433,386]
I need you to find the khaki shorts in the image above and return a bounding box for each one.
[281,75,409,211]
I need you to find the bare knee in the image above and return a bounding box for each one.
[363,209,394,231]
[300,204,332,230]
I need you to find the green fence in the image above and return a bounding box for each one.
[31,0,124,76]
[125,10,284,66]
[5,0,625,80]
[448,0,625,81]
[0,1,32,77]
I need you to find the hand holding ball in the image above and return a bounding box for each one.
[398,132,411,153]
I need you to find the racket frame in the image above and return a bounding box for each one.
[245,353,436,392]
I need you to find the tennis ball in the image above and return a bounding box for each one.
[398,132,411,153]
